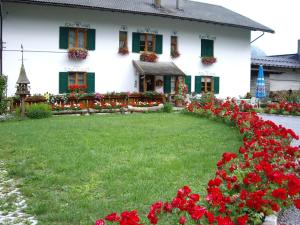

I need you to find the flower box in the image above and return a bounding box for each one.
[201,56,217,65]
[118,47,129,55]
[140,51,158,62]
[68,48,88,60]
[171,50,180,59]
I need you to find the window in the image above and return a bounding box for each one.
[195,76,220,94]
[119,31,128,49]
[171,36,178,54]
[68,28,87,49]
[201,39,214,57]
[132,33,163,54]
[139,33,156,52]
[68,72,87,89]
[201,76,213,92]
[59,27,95,50]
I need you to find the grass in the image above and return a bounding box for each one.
[0,113,242,225]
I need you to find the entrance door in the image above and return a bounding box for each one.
[139,75,155,92]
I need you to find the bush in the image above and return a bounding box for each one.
[0,75,7,114]
[26,104,52,119]
[162,102,173,113]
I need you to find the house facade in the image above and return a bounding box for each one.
[2,0,273,97]
[251,40,300,96]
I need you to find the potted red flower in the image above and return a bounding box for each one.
[68,48,88,60]
[201,56,217,65]
[118,47,129,55]
[140,51,158,62]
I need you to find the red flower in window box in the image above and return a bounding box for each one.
[69,84,87,92]
[140,51,158,62]
[118,47,129,55]
[68,48,88,60]
[201,56,217,65]
[171,50,180,59]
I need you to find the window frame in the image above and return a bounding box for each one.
[201,39,214,57]
[140,33,156,52]
[68,72,87,88]
[119,31,128,49]
[201,76,214,93]
[68,28,87,49]
[171,36,178,54]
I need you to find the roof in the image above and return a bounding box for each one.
[133,60,185,76]
[251,54,300,69]
[17,63,30,84]
[4,0,274,33]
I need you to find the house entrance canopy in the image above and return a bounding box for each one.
[133,60,185,76]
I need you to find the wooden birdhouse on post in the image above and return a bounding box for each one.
[15,45,30,117]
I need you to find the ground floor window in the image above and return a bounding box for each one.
[201,76,213,92]
[195,76,220,94]
[68,72,87,89]
[59,72,95,94]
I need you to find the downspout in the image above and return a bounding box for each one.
[250,32,265,44]
[0,1,2,75]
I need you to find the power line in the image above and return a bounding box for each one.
[3,49,68,54]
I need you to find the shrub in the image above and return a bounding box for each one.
[0,75,7,115]
[162,102,173,113]
[26,103,52,119]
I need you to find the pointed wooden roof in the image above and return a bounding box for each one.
[16,63,30,84]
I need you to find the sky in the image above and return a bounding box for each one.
[193,0,299,56]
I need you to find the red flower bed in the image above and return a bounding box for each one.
[95,98,300,225]
[265,101,300,115]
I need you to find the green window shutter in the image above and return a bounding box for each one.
[87,29,96,50]
[155,34,163,54]
[185,75,191,94]
[201,39,214,57]
[163,76,171,94]
[214,76,220,94]
[132,32,140,53]
[59,27,69,49]
[59,72,68,94]
[195,76,202,94]
[87,73,95,93]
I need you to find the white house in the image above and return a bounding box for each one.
[1,0,273,97]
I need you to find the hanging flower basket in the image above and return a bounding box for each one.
[201,56,217,65]
[68,48,88,60]
[118,47,129,55]
[140,51,158,62]
[68,84,87,93]
[171,50,180,59]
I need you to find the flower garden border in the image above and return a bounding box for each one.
[94,99,300,225]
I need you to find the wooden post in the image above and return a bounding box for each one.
[143,76,147,92]
[21,96,25,118]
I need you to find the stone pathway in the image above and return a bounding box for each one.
[0,161,37,225]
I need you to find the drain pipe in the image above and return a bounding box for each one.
[251,32,265,44]
[0,1,2,75]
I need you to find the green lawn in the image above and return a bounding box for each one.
[0,113,242,225]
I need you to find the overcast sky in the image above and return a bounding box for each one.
[193,0,299,56]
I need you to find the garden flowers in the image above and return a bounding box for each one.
[95,98,300,225]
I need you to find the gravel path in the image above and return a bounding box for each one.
[0,161,38,225]
[259,114,300,225]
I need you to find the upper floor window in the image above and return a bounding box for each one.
[59,27,96,50]
[201,39,214,57]
[69,28,87,49]
[119,31,128,49]
[132,32,163,54]
[140,33,156,52]
[171,36,180,58]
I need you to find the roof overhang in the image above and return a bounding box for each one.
[3,0,275,33]
[133,60,185,76]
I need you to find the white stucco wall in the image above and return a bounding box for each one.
[2,2,251,97]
